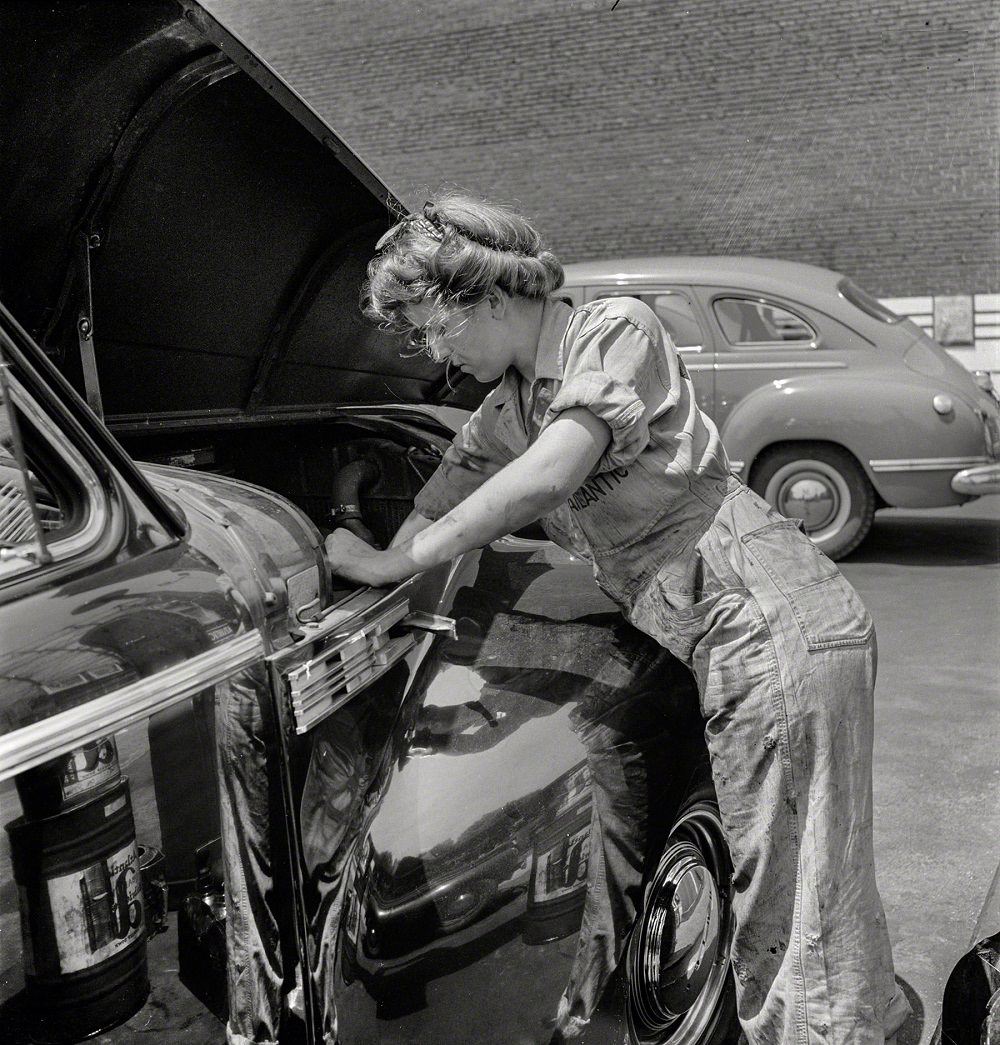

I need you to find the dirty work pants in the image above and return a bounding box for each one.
[629,485,910,1044]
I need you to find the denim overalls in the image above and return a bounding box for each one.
[415,297,909,1043]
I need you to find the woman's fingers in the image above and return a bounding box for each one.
[324,528,381,583]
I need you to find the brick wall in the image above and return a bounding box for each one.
[203,0,998,307]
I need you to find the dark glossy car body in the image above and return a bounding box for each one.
[934,862,1000,1045]
[0,3,737,1044]
[561,259,1000,559]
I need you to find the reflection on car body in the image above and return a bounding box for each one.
[561,258,1000,559]
[0,3,739,1044]
[935,860,1000,1045]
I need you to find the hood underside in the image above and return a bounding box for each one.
[0,0,484,422]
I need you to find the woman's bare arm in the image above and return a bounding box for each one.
[388,509,434,548]
[324,407,610,586]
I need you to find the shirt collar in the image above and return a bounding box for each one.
[534,296,574,381]
[494,296,574,407]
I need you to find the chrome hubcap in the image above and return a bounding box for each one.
[626,802,733,1044]
[777,475,837,529]
[764,459,852,544]
[651,851,720,1015]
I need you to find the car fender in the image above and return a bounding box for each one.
[141,464,330,646]
[935,859,1000,1045]
[328,540,708,1044]
[719,371,989,507]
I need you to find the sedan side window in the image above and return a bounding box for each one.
[594,290,705,351]
[0,363,105,576]
[713,297,816,347]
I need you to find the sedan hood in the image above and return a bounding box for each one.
[0,0,483,424]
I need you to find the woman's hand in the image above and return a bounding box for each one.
[325,408,610,587]
[324,528,402,587]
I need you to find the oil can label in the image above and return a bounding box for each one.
[59,737,119,801]
[47,840,144,973]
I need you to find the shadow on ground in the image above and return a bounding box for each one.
[845,512,1000,568]
[895,976,926,1045]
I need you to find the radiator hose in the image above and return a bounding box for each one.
[329,458,381,548]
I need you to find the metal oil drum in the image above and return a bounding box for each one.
[6,776,149,1043]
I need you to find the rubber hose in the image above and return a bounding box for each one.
[330,457,381,548]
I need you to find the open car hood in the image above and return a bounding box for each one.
[0,0,485,424]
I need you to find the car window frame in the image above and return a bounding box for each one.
[0,369,111,582]
[708,293,819,352]
[586,286,710,354]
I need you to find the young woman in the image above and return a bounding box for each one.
[324,192,910,1044]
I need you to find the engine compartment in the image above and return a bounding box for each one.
[119,418,446,551]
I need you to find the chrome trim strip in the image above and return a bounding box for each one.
[0,631,264,782]
[869,456,991,473]
[714,361,847,371]
[729,461,746,476]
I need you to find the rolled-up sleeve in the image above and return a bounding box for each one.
[543,301,681,471]
[413,389,514,521]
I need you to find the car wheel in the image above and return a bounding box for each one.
[749,443,875,560]
[624,779,739,1045]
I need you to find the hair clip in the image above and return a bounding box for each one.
[408,216,445,242]
[424,201,510,253]
[374,209,446,253]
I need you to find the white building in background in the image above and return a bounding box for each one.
[881,294,1000,378]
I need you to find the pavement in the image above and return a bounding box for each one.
[838,494,1000,1044]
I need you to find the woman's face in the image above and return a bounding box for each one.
[404,295,514,383]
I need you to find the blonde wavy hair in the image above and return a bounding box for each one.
[362,191,564,353]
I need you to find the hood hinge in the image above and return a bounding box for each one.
[75,231,104,421]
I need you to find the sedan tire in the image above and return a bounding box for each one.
[749,442,875,560]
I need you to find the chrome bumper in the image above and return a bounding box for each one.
[951,462,1000,496]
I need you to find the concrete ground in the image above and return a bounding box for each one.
[839,494,1000,1044]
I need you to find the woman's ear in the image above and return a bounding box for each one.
[487,287,508,319]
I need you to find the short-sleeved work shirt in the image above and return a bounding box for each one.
[414,296,732,606]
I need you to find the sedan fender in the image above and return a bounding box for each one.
[720,371,989,509]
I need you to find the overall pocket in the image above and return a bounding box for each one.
[740,521,873,650]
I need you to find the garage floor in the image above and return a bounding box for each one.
[0,913,225,1045]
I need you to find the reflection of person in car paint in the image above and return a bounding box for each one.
[324,193,909,1043]
[408,598,687,1027]
[298,714,368,1045]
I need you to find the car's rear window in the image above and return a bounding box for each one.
[713,297,815,345]
[594,290,705,350]
[838,278,903,323]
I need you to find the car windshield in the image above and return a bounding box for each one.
[838,278,903,323]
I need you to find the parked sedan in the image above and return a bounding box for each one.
[0,4,737,1045]
[561,259,1000,558]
